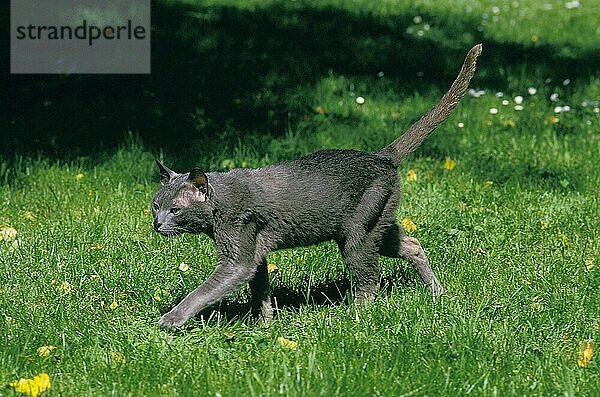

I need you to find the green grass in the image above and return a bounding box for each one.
[2,1,600,396]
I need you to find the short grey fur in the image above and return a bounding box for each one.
[152,44,482,329]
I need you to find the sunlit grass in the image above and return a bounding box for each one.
[1,74,598,394]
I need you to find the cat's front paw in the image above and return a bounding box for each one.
[158,310,189,329]
[429,280,445,298]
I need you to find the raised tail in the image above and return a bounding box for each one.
[380,44,482,166]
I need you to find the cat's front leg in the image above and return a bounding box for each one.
[158,259,258,328]
[159,225,259,329]
[158,308,189,329]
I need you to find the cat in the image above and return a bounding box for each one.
[152,44,482,329]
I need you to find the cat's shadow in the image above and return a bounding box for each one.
[188,268,417,324]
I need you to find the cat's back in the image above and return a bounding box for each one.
[268,148,395,178]
[215,148,396,193]
[250,148,398,203]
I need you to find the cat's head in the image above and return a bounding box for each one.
[152,159,214,236]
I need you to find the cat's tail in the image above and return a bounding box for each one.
[380,44,482,166]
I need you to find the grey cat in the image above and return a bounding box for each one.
[152,44,482,329]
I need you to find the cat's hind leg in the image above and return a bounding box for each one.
[340,240,381,302]
[380,224,444,296]
[340,187,397,302]
[249,259,273,324]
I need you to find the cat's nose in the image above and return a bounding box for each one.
[153,219,162,231]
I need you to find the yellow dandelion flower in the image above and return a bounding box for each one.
[0,225,18,242]
[56,281,73,294]
[504,119,516,128]
[89,243,104,250]
[101,299,119,310]
[23,211,35,221]
[278,336,298,350]
[530,296,544,311]
[550,116,560,124]
[75,173,85,180]
[474,247,487,256]
[37,346,57,358]
[443,157,457,171]
[10,373,51,397]
[111,351,126,364]
[406,169,417,182]
[401,218,416,233]
[267,263,279,274]
[484,180,494,187]
[153,288,168,302]
[315,105,326,115]
[578,341,594,368]
[223,331,236,341]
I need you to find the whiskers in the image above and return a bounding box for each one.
[156,224,190,237]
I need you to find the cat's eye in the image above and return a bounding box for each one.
[170,207,182,215]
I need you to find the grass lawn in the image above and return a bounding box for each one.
[1,0,599,396]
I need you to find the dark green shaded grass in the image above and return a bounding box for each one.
[183,0,600,55]
[5,0,599,158]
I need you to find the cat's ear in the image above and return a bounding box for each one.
[187,168,208,202]
[156,159,177,182]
